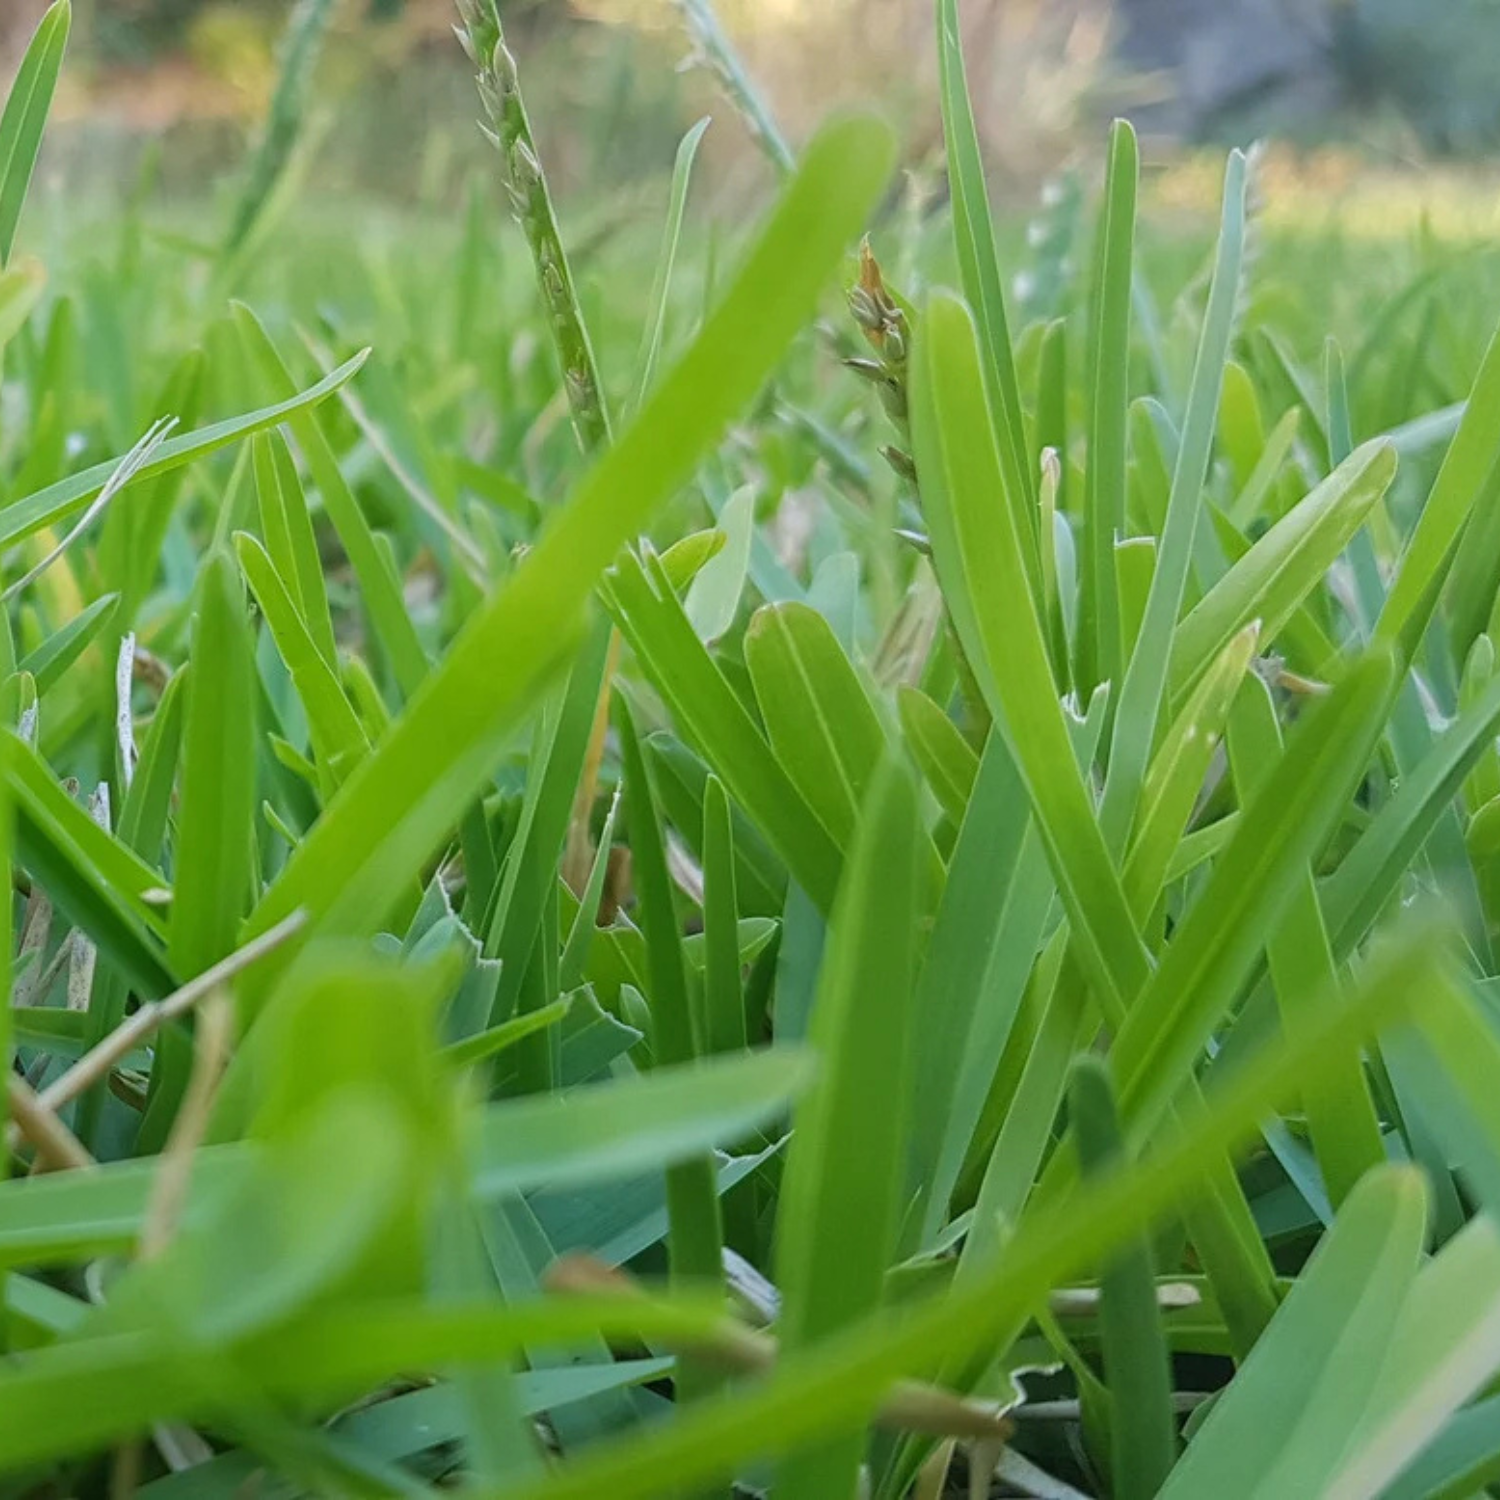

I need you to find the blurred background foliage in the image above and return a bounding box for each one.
[1,0,1497,285]
[4,0,1498,183]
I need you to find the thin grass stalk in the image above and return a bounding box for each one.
[674,0,795,177]
[455,0,612,454]
[456,0,621,887]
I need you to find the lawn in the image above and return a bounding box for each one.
[3,1,1500,1497]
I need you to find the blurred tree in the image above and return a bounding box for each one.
[1116,0,1500,151]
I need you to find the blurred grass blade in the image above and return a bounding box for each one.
[19,593,117,697]
[0,0,70,267]
[1329,1215,1500,1499]
[470,1047,812,1200]
[632,116,711,410]
[223,0,335,258]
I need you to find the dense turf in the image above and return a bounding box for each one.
[4,1,1500,1496]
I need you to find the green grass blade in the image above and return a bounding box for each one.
[616,693,724,1407]
[632,116,711,411]
[912,288,1149,1019]
[168,554,258,981]
[19,593,117,697]
[1168,440,1396,702]
[1227,673,1384,1208]
[701,775,747,1057]
[1071,1056,1176,1500]
[1101,149,1246,847]
[223,0,335,258]
[242,113,893,995]
[776,755,922,1499]
[252,429,338,668]
[1378,316,1500,660]
[232,309,429,698]
[234,532,368,795]
[896,684,979,826]
[1324,665,1500,956]
[745,601,887,850]
[6,731,172,997]
[479,916,1439,1500]
[607,552,842,912]
[1157,1167,1427,1500]
[1112,647,1397,1134]
[483,614,612,1029]
[0,0,70,267]
[1078,120,1138,697]
[0,347,368,557]
[1330,1216,1500,1499]
[469,1046,811,1201]
[935,0,1037,544]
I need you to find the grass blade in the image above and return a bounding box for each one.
[0,0,69,266]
